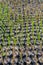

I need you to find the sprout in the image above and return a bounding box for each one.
[2,36,4,43]
[2,51,6,57]
[31,18,36,45]
[34,37,36,45]
[27,34,30,46]
[37,32,40,41]
[13,37,17,45]
[16,14,23,23]
[31,18,34,32]
[8,36,10,47]
[0,45,2,50]
[40,19,42,28]
[26,22,28,33]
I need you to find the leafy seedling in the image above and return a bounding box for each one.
[8,36,10,47]
[16,14,23,23]
[0,45,2,50]
[2,36,4,46]
[37,32,40,41]
[36,22,40,41]
[27,34,30,46]
[40,19,42,28]
[13,37,17,45]
[39,19,42,42]
[34,37,36,45]
[31,18,36,45]
[2,51,6,59]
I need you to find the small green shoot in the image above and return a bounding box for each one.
[16,14,23,23]
[37,32,40,41]
[27,34,30,46]
[2,51,6,57]
[13,37,17,45]
[8,36,10,47]
[31,18,36,45]
[0,45,2,50]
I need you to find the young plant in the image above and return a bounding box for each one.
[39,19,42,28]
[12,37,17,45]
[2,51,6,58]
[26,22,28,33]
[0,45,2,50]
[10,26,13,37]
[39,19,42,48]
[37,32,40,41]
[34,37,36,45]
[2,36,4,46]
[40,19,42,28]
[36,21,40,41]
[31,18,34,32]
[8,36,10,47]
[1,23,5,33]
[27,34,30,46]
[16,14,23,23]
[31,18,36,45]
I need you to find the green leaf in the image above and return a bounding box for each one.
[27,34,30,45]
[8,36,10,46]
[34,38,36,45]
[2,52,6,56]
[37,32,40,40]
[13,37,17,45]
[0,45,2,50]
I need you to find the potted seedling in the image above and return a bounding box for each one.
[36,20,40,46]
[12,36,17,64]
[37,32,40,41]
[31,17,36,50]
[16,14,23,24]
[1,23,5,33]
[2,50,6,60]
[34,37,36,45]
[2,35,6,60]
[10,25,13,37]
[0,45,2,51]
[8,36,10,47]
[26,20,28,33]
[2,35,4,46]
[13,37,17,46]
[27,34,30,46]
[39,19,42,49]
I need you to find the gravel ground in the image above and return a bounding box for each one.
[0,44,43,65]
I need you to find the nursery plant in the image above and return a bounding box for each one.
[36,21,40,41]
[31,17,36,45]
[16,14,23,23]
[0,3,14,47]
[8,36,10,47]
[27,34,30,46]
[2,51,6,59]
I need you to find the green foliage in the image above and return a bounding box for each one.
[34,37,36,45]
[27,34,30,45]
[0,2,42,47]
[16,14,23,23]
[0,45,2,50]
[2,36,4,43]
[12,37,17,45]
[8,36,10,46]
[37,32,40,40]
[2,51,6,57]
[0,3,14,47]
[0,3,8,21]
